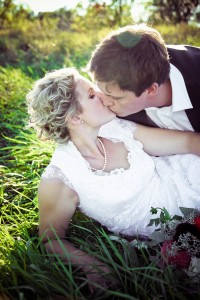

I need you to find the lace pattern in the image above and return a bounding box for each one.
[116,118,137,134]
[42,164,75,191]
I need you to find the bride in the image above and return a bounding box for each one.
[27,67,200,290]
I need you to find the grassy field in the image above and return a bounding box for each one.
[1,23,200,300]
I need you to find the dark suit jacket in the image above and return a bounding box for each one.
[122,45,200,132]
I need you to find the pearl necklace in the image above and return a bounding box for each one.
[90,138,107,172]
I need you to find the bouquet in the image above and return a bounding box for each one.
[148,207,200,274]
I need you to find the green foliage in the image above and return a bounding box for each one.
[148,207,173,227]
[0,0,33,28]
[0,66,34,149]
[0,1,199,79]
[84,1,133,28]
[156,23,200,46]
[0,19,111,78]
[146,0,200,24]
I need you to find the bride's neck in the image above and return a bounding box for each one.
[69,129,101,159]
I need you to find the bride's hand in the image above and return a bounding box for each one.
[83,263,118,294]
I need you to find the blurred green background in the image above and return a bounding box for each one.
[0,0,200,78]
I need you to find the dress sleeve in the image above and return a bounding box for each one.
[41,164,76,191]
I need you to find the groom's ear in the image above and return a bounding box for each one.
[146,83,159,96]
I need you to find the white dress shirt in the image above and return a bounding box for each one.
[145,64,194,131]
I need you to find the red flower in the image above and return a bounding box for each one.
[161,240,191,269]
[194,216,200,231]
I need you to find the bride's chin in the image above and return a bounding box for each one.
[101,115,115,126]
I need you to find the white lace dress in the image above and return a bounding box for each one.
[42,118,200,237]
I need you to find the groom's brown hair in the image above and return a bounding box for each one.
[88,24,170,97]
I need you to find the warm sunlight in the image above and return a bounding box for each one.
[15,0,89,13]
[15,0,148,21]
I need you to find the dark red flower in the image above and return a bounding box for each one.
[161,240,191,269]
[194,216,200,231]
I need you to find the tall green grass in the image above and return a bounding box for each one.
[1,66,200,300]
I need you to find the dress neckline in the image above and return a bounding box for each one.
[58,129,134,177]
[81,137,132,176]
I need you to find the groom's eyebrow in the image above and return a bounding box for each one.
[105,85,124,99]
[105,88,123,98]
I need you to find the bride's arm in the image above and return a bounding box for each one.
[134,124,200,156]
[38,178,112,292]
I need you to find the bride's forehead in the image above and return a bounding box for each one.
[77,75,93,89]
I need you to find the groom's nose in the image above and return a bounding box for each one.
[100,93,114,107]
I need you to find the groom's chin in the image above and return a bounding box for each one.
[116,112,128,117]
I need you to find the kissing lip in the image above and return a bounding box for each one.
[103,105,116,114]
[106,106,117,114]
[108,108,117,116]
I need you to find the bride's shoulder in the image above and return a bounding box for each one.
[41,164,76,191]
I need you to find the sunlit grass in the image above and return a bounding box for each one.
[157,23,200,46]
[1,119,200,300]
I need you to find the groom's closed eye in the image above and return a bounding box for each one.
[110,96,124,101]
[105,94,123,100]
[112,97,123,100]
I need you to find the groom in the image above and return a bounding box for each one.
[88,24,200,132]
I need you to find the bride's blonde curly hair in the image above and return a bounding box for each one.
[27,68,82,144]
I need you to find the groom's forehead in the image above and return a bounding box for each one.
[97,81,123,95]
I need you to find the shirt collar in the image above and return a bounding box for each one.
[170,63,193,112]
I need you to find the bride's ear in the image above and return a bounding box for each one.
[66,114,83,125]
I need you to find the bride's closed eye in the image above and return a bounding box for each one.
[89,88,95,99]
[89,94,95,99]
